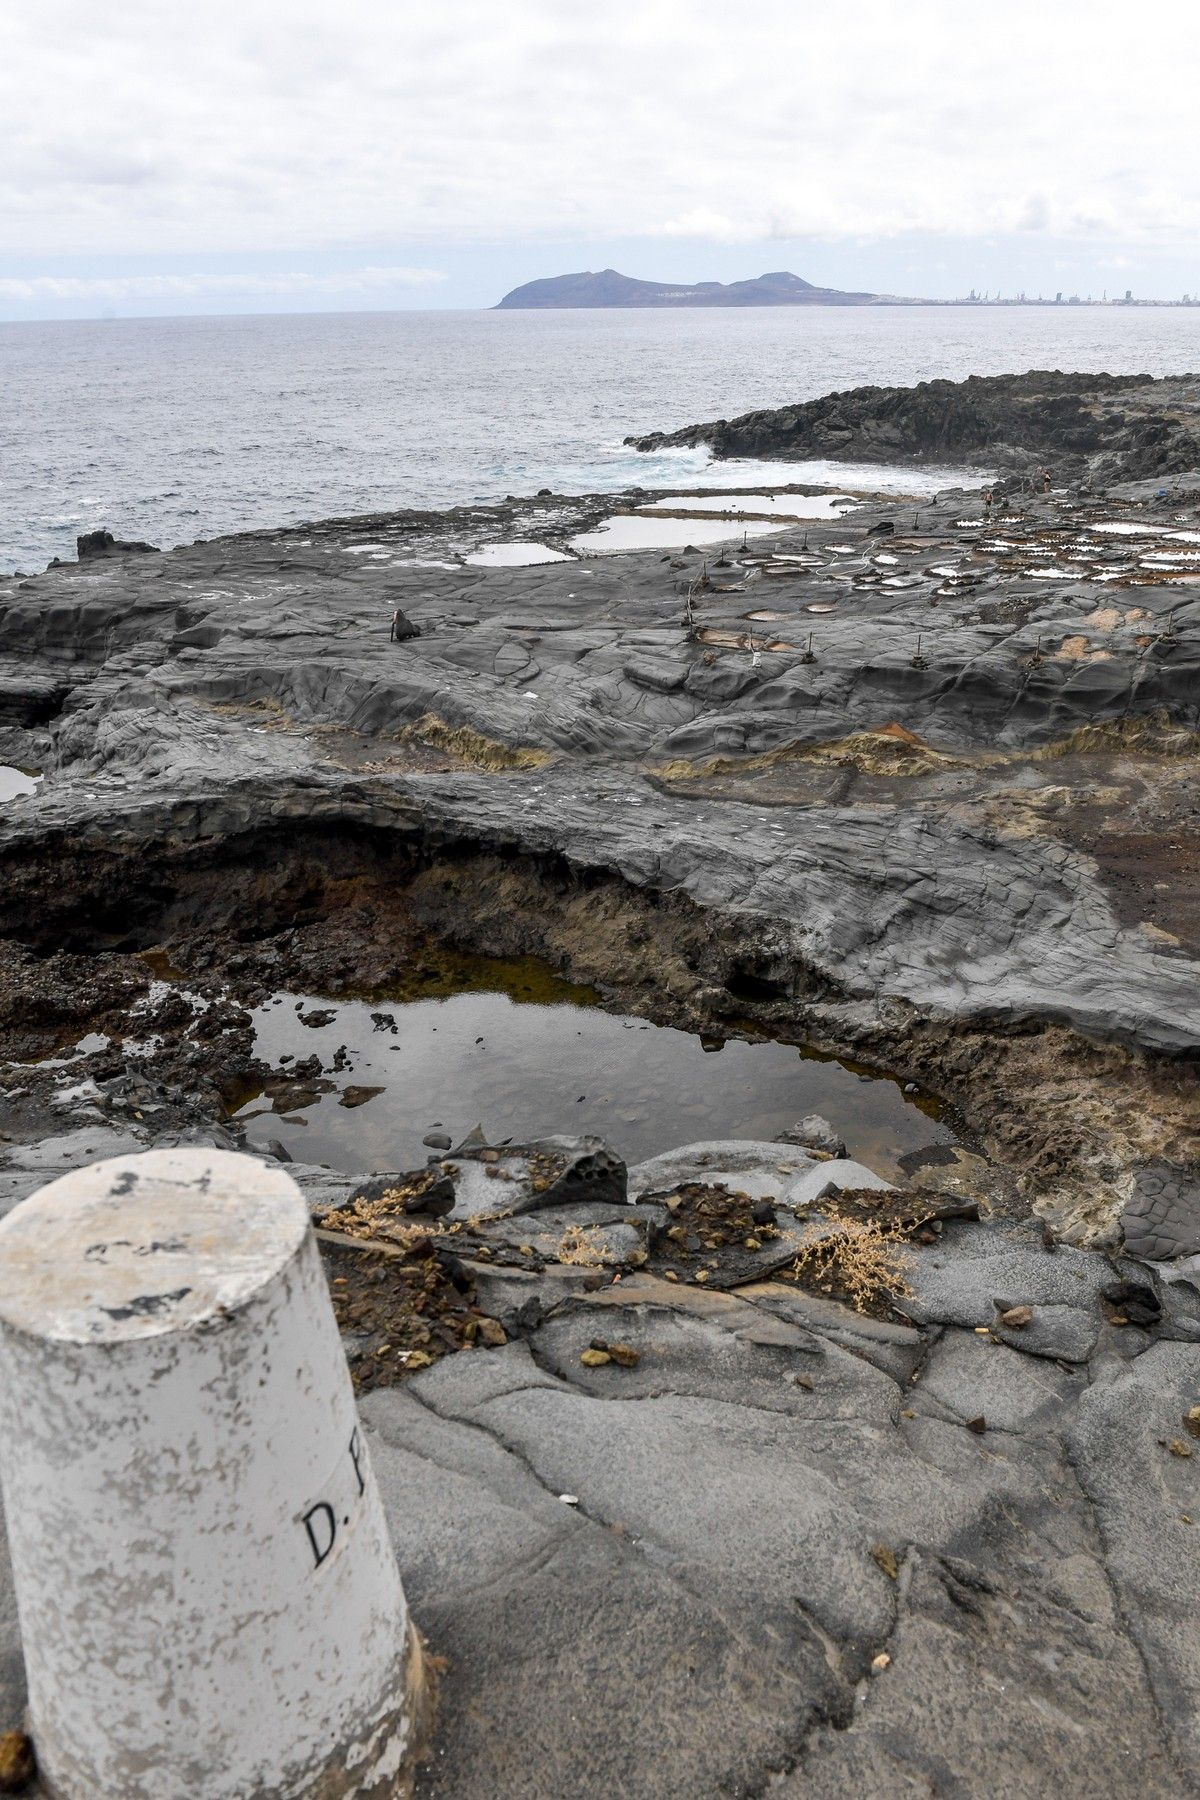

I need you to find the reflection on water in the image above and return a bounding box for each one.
[234,954,954,1178]
[0,766,39,801]
[570,514,778,554]
[465,542,574,567]
[638,493,856,520]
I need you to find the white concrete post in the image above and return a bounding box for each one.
[0,1147,426,1799]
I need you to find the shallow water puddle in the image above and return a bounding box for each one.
[638,493,856,521]
[570,515,777,554]
[233,958,955,1178]
[465,542,574,567]
[0,767,39,801]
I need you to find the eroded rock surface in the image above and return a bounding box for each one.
[0,374,1198,1791]
[0,451,1197,1237]
[629,368,1200,483]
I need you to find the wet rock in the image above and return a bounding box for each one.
[628,370,1191,483]
[339,1084,385,1109]
[271,1085,324,1114]
[76,527,159,559]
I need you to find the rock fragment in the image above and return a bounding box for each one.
[871,1544,900,1579]
[0,1732,34,1793]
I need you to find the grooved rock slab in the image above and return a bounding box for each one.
[1123,1161,1200,1261]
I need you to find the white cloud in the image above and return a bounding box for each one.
[0,267,445,304]
[662,209,763,243]
[2,0,1198,257]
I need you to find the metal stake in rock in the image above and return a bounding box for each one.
[0,1148,428,1800]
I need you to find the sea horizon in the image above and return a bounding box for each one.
[5,303,1200,571]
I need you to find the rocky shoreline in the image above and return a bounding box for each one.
[0,373,1199,1792]
[628,368,1200,483]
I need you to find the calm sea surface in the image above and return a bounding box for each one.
[4,306,1200,571]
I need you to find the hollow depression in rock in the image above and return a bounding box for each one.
[231,956,952,1176]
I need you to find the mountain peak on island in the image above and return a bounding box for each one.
[495,268,912,309]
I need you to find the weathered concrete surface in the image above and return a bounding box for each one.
[0,1150,419,1799]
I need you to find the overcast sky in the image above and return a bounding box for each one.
[4,0,1200,318]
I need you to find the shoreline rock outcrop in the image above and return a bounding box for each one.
[627,368,1200,481]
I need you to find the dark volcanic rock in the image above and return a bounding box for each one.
[627,369,1200,480]
[0,427,1196,1249]
[76,527,160,559]
[1123,1162,1200,1261]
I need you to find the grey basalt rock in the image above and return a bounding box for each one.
[784,1159,895,1210]
[628,1139,818,1204]
[1122,1161,1200,1262]
[627,370,1197,483]
[360,1245,1200,1798]
[444,1135,627,1222]
[76,527,160,559]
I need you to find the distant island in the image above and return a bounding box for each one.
[494,269,917,309]
[495,267,1200,309]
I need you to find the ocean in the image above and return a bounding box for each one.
[3,304,1200,572]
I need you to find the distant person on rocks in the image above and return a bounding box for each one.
[1040,467,1052,493]
[983,488,994,514]
[389,608,402,642]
